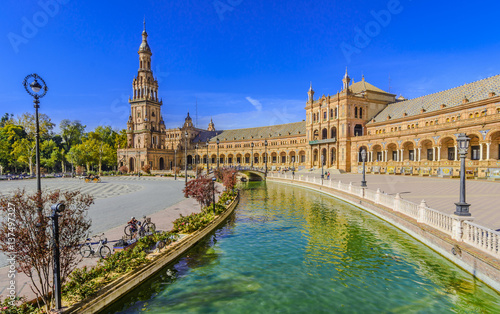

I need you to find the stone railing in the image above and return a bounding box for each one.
[268,172,500,259]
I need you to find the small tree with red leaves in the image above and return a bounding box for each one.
[222,168,238,191]
[141,164,151,174]
[0,189,93,312]
[214,168,223,181]
[119,165,128,174]
[183,176,219,210]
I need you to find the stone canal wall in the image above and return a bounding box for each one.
[268,175,500,294]
[64,193,240,314]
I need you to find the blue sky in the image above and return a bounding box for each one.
[2,0,500,132]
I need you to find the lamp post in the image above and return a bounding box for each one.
[185,131,188,186]
[22,74,47,222]
[292,156,295,179]
[206,140,210,174]
[361,148,367,187]
[195,144,199,178]
[251,142,254,169]
[50,203,65,311]
[212,177,216,213]
[264,140,268,178]
[321,154,324,184]
[454,133,471,216]
[174,149,177,180]
[216,138,220,170]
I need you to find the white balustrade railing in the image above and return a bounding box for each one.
[266,172,499,260]
[421,207,454,234]
[397,199,419,219]
[463,221,500,258]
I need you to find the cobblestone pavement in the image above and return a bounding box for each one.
[0,176,210,302]
[291,170,500,231]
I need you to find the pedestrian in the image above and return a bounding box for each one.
[327,172,330,180]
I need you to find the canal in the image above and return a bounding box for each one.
[104,181,500,313]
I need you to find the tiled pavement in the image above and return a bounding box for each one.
[0,176,221,302]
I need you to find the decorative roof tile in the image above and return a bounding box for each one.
[205,121,306,143]
[371,74,500,122]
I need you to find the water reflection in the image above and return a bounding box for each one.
[104,181,500,313]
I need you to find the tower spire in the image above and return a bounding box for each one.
[143,16,146,32]
[342,67,351,92]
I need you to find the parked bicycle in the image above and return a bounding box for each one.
[124,215,156,238]
[80,233,111,258]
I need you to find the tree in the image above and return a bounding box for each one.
[115,129,127,149]
[59,120,86,152]
[183,176,219,209]
[0,113,14,127]
[222,168,238,190]
[17,112,55,141]
[0,124,26,173]
[12,138,35,175]
[0,189,93,312]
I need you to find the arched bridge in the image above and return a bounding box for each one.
[208,167,267,181]
[237,167,266,181]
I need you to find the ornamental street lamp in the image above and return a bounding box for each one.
[195,144,199,178]
[454,133,471,216]
[206,140,210,174]
[185,131,188,186]
[23,74,47,222]
[251,142,254,169]
[212,177,216,213]
[361,148,367,187]
[321,154,324,184]
[50,203,65,311]
[264,140,268,178]
[216,138,220,170]
[174,149,177,180]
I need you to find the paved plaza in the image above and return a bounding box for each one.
[0,176,205,301]
[293,170,500,231]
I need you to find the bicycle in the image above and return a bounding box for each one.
[124,216,156,238]
[80,233,112,258]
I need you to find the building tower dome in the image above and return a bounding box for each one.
[342,67,351,92]
[207,117,216,131]
[308,82,315,104]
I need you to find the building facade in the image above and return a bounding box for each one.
[118,27,500,179]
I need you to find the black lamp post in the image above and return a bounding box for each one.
[216,138,220,170]
[50,203,65,311]
[321,154,324,184]
[361,148,367,187]
[212,177,216,213]
[206,140,210,174]
[184,131,188,186]
[264,140,268,177]
[174,149,177,180]
[195,144,199,178]
[292,156,295,179]
[251,142,254,169]
[22,74,47,222]
[454,133,471,216]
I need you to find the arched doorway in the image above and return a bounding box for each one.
[354,124,363,136]
[129,157,135,172]
[159,157,165,170]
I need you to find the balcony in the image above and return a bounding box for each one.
[309,138,337,145]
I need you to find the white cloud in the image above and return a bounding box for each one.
[246,96,263,111]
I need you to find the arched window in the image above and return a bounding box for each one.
[330,109,333,119]
[355,107,358,118]
[359,108,363,119]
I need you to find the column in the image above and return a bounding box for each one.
[385,150,388,162]
[454,145,458,161]
[396,149,399,162]
[418,148,421,162]
[401,149,404,161]
[432,147,436,161]
[437,147,441,161]
[486,142,491,160]
[479,143,483,161]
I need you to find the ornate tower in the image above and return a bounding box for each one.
[127,21,166,150]
[342,68,351,92]
[207,118,215,131]
[307,82,315,104]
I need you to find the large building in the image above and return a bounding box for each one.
[118,26,500,179]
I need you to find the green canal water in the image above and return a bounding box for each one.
[105,182,500,313]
